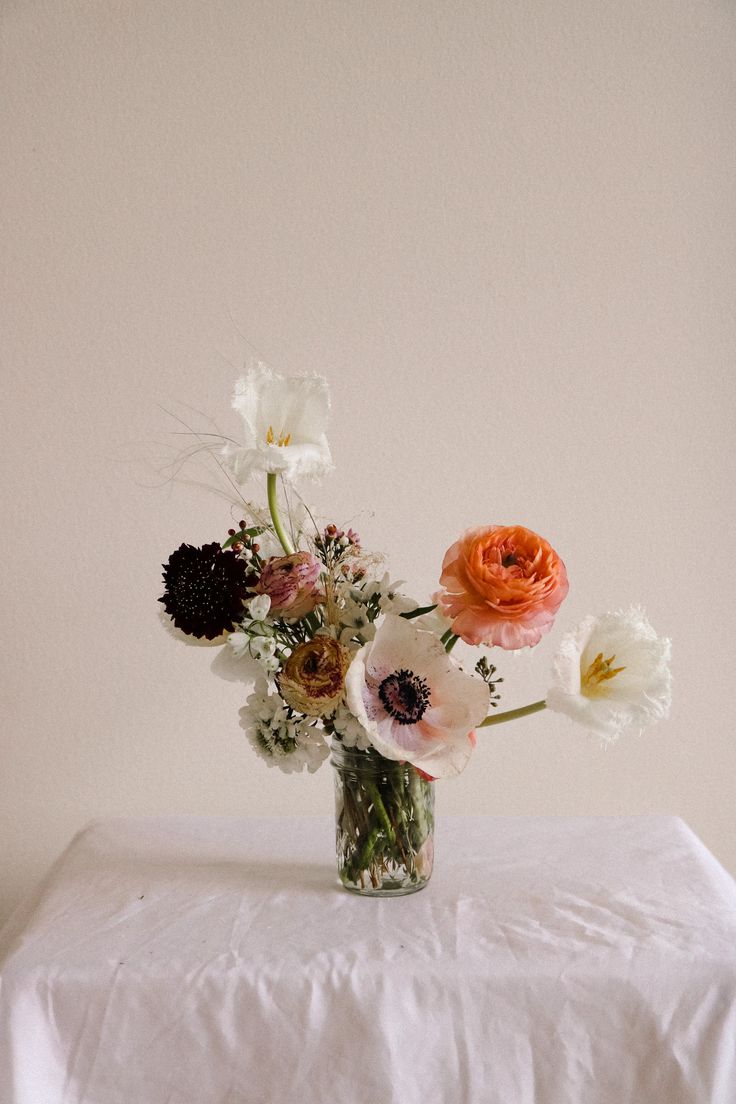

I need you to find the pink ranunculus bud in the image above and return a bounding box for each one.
[255,552,323,620]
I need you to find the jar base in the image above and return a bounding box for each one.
[338,876,430,897]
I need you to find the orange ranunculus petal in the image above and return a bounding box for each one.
[437,524,568,650]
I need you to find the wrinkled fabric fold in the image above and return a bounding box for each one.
[1,816,735,1104]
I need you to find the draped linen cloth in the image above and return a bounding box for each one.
[1,815,735,1104]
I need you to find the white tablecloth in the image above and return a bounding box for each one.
[1,816,735,1104]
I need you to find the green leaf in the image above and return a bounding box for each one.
[222,526,266,550]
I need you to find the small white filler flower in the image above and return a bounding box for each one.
[240,679,329,774]
[545,607,672,743]
[246,594,272,622]
[224,361,333,484]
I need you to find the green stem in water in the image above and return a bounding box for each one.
[350,825,381,880]
[408,772,430,848]
[366,783,396,845]
[267,473,295,555]
[479,700,547,727]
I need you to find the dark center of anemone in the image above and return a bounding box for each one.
[378,669,431,725]
[502,552,517,567]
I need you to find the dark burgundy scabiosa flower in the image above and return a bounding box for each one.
[159,542,250,640]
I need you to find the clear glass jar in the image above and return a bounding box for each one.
[331,741,435,896]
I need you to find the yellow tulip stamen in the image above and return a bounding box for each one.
[581,652,626,698]
[266,425,292,447]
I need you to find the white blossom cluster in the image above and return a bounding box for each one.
[330,702,373,751]
[227,595,281,673]
[334,572,418,647]
[368,573,420,616]
[239,679,329,774]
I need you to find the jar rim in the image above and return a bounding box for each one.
[330,740,428,778]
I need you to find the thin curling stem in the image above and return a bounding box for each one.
[479,700,547,727]
[267,473,295,555]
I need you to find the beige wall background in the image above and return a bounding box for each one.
[2,0,735,922]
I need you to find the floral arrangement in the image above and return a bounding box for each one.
[159,363,672,893]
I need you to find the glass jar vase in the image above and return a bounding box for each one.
[331,741,435,896]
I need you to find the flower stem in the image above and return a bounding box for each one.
[351,825,381,880]
[479,700,547,727]
[267,473,295,555]
[366,783,396,845]
[400,604,437,620]
[408,772,430,848]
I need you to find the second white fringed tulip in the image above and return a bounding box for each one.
[546,607,672,743]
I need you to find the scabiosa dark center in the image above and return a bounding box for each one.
[159,542,249,640]
[378,669,431,725]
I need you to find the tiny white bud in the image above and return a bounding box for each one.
[247,594,272,621]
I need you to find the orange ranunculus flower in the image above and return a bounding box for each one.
[435,525,569,650]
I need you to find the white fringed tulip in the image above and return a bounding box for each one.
[546,607,672,743]
[224,361,333,484]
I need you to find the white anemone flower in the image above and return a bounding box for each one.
[223,361,333,484]
[345,614,489,779]
[546,607,672,743]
